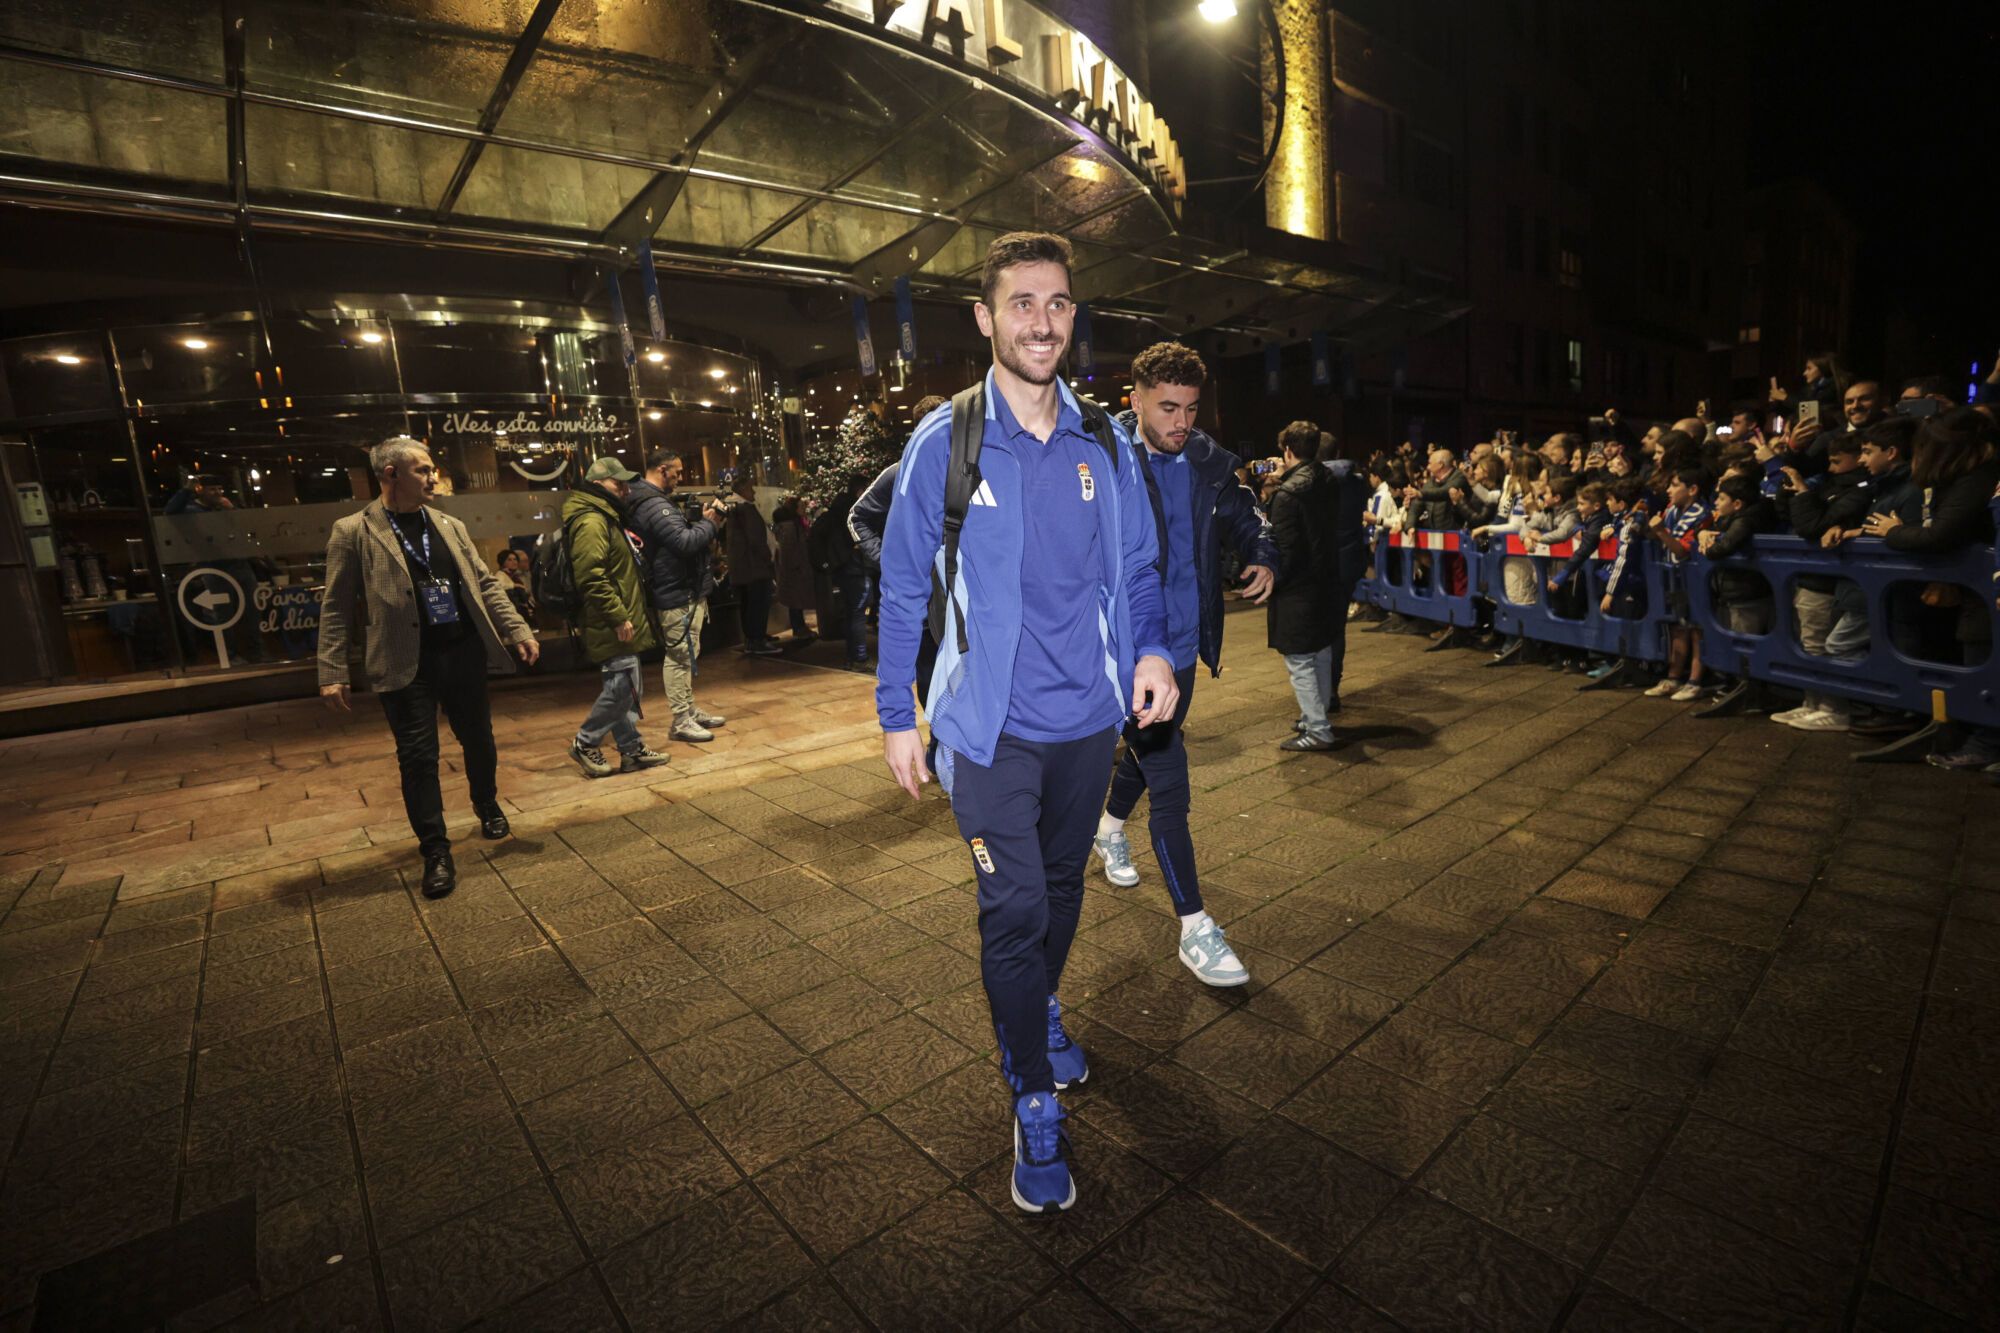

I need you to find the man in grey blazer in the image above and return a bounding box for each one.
[318,437,540,898]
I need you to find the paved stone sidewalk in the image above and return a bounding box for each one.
[1,615,1996,1330]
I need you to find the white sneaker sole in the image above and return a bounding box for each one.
[1181,951,1251,988]
[1052,1067,1088,1092]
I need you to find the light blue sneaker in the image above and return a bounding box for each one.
[1093,830,1140,887]
[1010,1091,1075,1213]
[1047,994,1088,1090]
[1179,915,1250,988]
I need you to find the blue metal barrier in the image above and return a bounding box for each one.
[1355,530,1480,633]
[1486,533,1671,667]
[1689,534,2000,731]
[1346,513,1998,758]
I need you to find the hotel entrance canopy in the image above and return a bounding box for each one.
[0,0,1463,345]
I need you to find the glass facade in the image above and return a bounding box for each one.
[0,305,770,689]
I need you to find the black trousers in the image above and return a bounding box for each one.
[378,633,497,857]
[1104,665,1202,915]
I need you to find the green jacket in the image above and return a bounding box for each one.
[563,486,659,663]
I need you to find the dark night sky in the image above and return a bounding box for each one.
[1751,0,1997,384]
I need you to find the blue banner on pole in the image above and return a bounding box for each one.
[1310,331,1331,388]
[894,276,917,361]
[1264,344,1281,397]
[852,296,877,379]
[604,268,636,367]
[1073,302,1095,373]
[636,240,666,341]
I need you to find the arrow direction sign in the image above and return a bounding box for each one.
[176,566,247,669]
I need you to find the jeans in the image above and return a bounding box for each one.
[1794,586,1835,655]
[737,578,774,646]
[1284,647,1334,740]
[377,632,496,858]
[1824,608,1869,660]
[787,606,810,635]
[949,727,1119,1096]
[578,653,644,754]
[658,602,705,720]
[839,565,875,662]
[1104,666,1201,915]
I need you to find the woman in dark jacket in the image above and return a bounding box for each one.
[1266,423,1340,752]
[1864,407,2000,769]
[722,473,781,655]
[770,495,817,643]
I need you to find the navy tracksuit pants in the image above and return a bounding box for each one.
[1103,664,1202,916]
[949,726,1119,1096]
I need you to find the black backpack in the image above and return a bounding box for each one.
[532,507,594,623]
[924,382,1123,664]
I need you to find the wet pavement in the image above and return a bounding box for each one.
[1,613,1996,1330]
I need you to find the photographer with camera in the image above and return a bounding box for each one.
[627,450,730,743]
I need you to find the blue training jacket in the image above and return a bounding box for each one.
[875,370,1171,779]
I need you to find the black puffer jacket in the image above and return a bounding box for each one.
[624,478,717,611]
[1266,460,1339,655]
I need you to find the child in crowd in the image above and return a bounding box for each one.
[1524,473,1581,552]
[1697,474,1779,635]
[1643,466,1712,701]
[1586,477,1652,679]
[1545,481,1613,670]
[1806,418,1926,732]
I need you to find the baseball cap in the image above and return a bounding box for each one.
[584,456,639,483]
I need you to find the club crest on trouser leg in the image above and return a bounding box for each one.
[970,837,996,874]
[1076,462,1095,501]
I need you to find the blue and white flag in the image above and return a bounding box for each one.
[852,296,877,379]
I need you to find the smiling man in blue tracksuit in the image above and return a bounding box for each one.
[877,232,1176,1214]
[1091,341,1278,989]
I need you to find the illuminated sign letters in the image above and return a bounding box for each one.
[821,0,1183,204]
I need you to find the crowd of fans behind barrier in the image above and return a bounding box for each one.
[1234,357,2000,775]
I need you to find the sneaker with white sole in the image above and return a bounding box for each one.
[1669,682,1704,702]
[1179,916,1250,988]
[693,706,727,727]
[1093,831,1140,887]
[619,746,671,772]
[1770,704,1816,724]
[1046,995,1087,1090]
[670,716,714,743]
[1789,710,1850,732]
[1643,679,1684,698]
[569,740,613,778]
[1010,1092,1075,1213]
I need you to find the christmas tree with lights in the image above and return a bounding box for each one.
[799,401,897,513]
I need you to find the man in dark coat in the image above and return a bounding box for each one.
[626,449,728,741]
[1088,342,1279,988]
[1310,433,1372,716]
[1268,422,1342,751]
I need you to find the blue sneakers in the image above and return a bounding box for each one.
[1011,1091,1075,1213]
[1047,995,1088,1090]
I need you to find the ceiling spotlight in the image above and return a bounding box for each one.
[1198,0,1237,20]
[708,368,726,379]
[183,338,209,350]
[646,351,666,364]
[55,354,82,365]
[647,410,663,421]
[360,331,385,345]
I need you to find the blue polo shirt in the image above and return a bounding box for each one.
[1149,449,1201,671]
[998,390,1124,742]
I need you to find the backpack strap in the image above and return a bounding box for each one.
[1073,393,1121,471]
[929,382,986,656]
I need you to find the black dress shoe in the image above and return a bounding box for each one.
[475,804,510,840]
[421,852,456,899]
